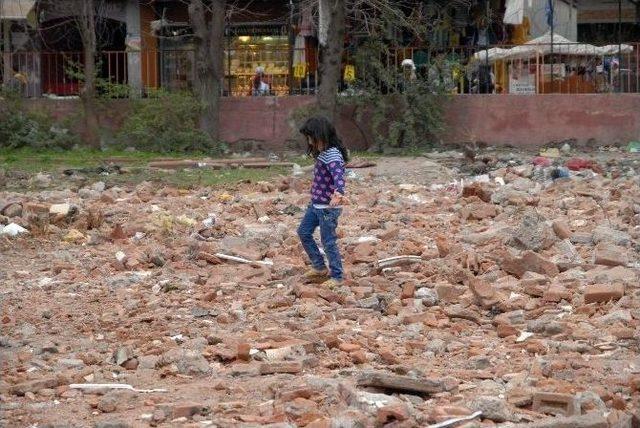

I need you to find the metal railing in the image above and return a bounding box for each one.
[2,43,638,98]
[2,48,320,98]
[383,43,639,94]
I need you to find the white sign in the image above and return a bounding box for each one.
[542,63,566,78]
[509,63,536,94]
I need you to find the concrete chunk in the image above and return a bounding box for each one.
[356,371,457,394]
[510,413,608,428]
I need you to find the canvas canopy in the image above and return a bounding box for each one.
[0,0,36,20]
[473,33,634,63]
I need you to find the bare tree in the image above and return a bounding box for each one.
[317,0,346,120]
[183,0,227,142]
[178,0,263,142]
[36,0,113,148]
[78,0,100,148]
[2,17,11,86]
[302,0,474,117]
[308,0,445,119]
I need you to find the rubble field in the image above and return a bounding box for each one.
[1,149,639,428]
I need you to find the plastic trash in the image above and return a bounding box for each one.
[202,216,216,228]
[532,156,552,167]
[628,141,640,153]
[550,167,570,180]
[1,223,29,236]
[472,174,490,183]
[115,251,127,263]
[566,158,601,172]
[540,147,560,158]
[516,331,534,343]
[292,163,304,176]
[69,383,167,393]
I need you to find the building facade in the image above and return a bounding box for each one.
[1,0,638,97]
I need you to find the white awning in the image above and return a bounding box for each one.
[474,33,634,63]
[0,0,36,20]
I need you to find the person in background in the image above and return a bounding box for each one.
[251,66,270,96]
[297,116,349,289]
[399,58,417,93]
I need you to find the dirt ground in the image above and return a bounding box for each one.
[1,148,639,428]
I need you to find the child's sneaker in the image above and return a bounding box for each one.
[321,278,344,289]
[303,268,329,283]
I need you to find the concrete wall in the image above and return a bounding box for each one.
[21,94,640,151]
[440,94,640,147]
[222,94,640,148]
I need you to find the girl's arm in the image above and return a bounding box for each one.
[328,161,346,206]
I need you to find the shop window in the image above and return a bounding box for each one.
[224,35,290,96]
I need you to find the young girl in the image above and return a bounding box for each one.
[297,116,349,288]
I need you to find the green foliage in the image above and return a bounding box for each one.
[0,88,80,150]
[96,81,132,99]
[342,39,446,153]
[65,58,132,99]
[116,90,226,153]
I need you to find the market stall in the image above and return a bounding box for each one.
[473,33,635,94]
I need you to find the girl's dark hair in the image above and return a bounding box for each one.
[299,116,349,162]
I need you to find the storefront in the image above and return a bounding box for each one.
[141,0,311,96]
[224,22,290,96]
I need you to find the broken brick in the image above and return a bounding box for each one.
[496,323,519,338]
[376,404,410,424]
[259,362,303,375]
[532,392,579,416]
[584,283,625,304]
[469,278,505,308]
[237,343,251,361]
[401,282,416,299]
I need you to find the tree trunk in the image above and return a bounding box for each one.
[2,19,12,86]
[317,0,346,120]
[80,0,100,148]
[189,0,225,142]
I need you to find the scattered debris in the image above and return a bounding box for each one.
[2,153,639,427]
[428,411,482,428]
[69,384,168,393]
[1,223,28,236]
[214,253,274,266]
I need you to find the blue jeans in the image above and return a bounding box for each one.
[297,205,343,280]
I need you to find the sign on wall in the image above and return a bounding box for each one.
[509,62,536,94]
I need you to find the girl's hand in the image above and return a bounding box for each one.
[330,192,348,206]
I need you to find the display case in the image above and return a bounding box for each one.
[225,35,290,96]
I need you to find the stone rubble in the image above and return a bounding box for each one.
[0,153,639,427]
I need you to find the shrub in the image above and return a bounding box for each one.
[116,90,226,153]
[0,89,80,150]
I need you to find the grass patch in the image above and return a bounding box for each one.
[0,148,297,190]
[0,147,198,173]
[0,148,386,191]
[105,166,291,189]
